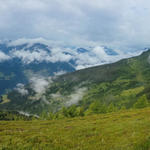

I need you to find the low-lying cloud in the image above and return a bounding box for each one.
[53,70,67,76]
[15,83,28,95]
[0,51,10,62]
[15,75,52,96]
[0,40,145,70]
[66,87,87,106]
[50,86,87,107]
[29,75,52,94]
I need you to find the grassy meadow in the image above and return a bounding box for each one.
[1,108,150,150]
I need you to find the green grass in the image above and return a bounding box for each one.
[1,108,150,150]
[0,95,10,104]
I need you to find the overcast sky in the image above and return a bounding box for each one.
[0,0,150,50]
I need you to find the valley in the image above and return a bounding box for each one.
[0,49,150,116]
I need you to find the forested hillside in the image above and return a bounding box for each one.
[0,50,150,116]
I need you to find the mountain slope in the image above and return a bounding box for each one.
[0,41,127,95]
[1,49,150,114]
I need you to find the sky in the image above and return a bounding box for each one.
[0,0,150,50]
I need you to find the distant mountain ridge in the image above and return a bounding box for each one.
[0,40,135,95]
[1,49,150,114]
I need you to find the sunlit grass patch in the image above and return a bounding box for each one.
[0,108,150,149]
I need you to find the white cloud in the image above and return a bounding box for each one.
[10,46,73,64]
[50,86,87,106]
[54,70,67,76]
[0,39,145,70]
[11,49,47,64]
[0,51,10,62]
[50,47,73,62]
[18,111,39,118]
[66,87,87,106]
[29,75,52,94]
[15,83,28,95]
[0,0,150,49]
[92,46,108,59]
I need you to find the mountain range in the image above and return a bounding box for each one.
[0,40,139,95]
[0,48,150,115]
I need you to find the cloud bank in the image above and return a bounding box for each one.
[0,0,150,49]
[0,40,144,70]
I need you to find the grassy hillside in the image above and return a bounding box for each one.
[1,50,150,114]
[1,108,150,150]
